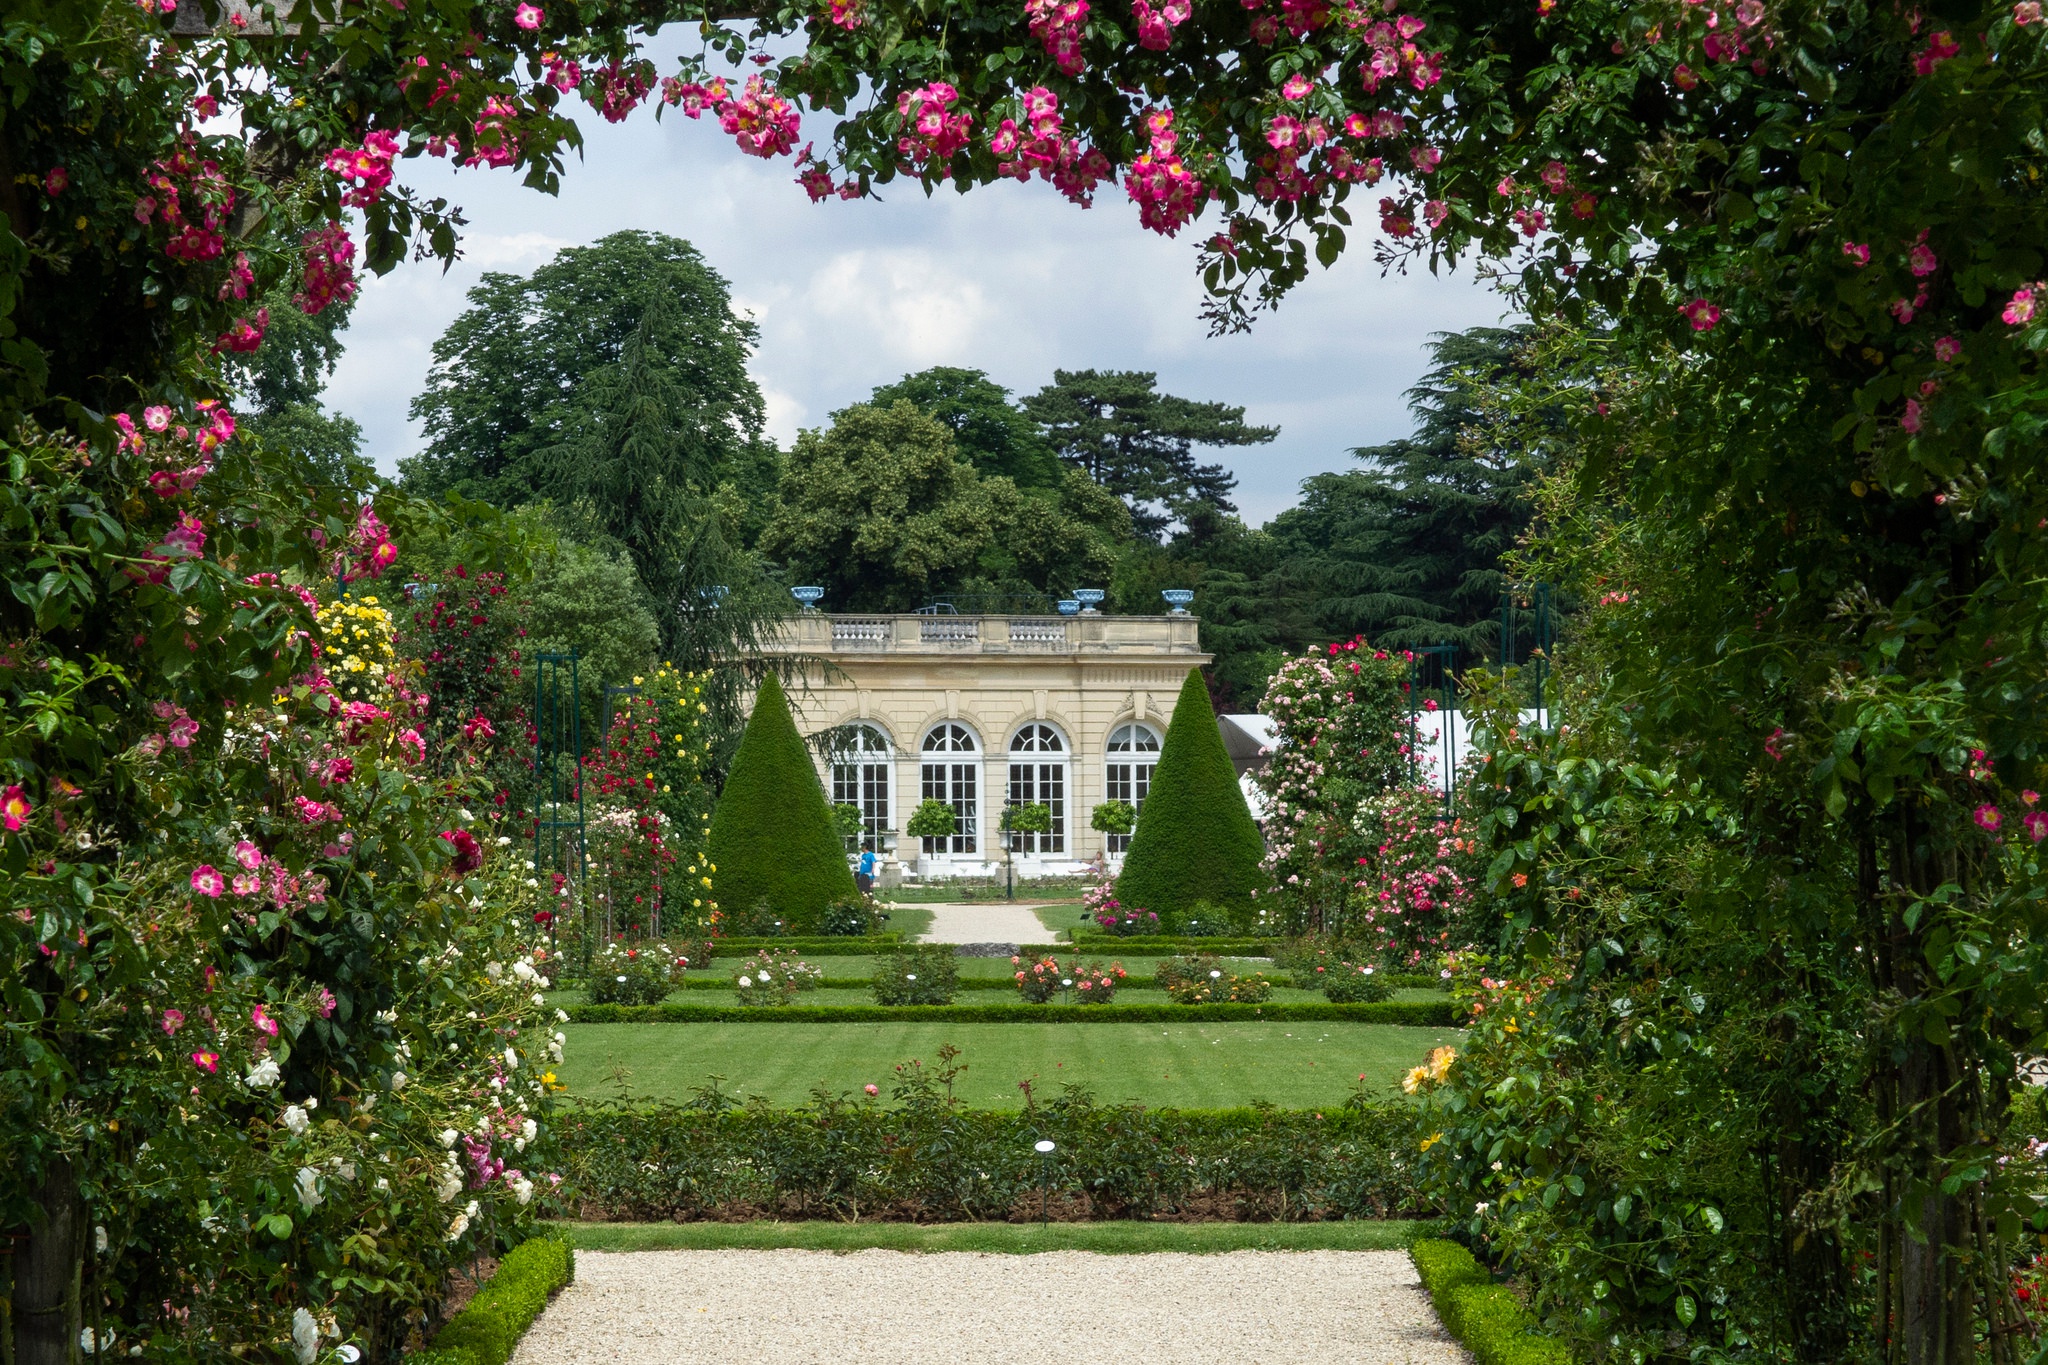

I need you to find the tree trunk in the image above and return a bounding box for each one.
[11,1161,80,1365]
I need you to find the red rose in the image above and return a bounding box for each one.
[440,828,483,873]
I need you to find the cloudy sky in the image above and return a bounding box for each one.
[329,62,1508,526]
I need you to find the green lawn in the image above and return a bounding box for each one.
[552,1219,1431,1253]
[677,953,1279,980]
[558,1020,1458,1108]
[875,905,932,940]
[1034,903,1089,939]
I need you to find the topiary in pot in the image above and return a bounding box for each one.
[1114,669,1266,923]
[704,673,856,934]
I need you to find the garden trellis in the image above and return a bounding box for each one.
[533,650,588,889]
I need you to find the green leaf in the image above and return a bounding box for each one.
[1675,1293,1697,1326]
[264,1213,294,1239]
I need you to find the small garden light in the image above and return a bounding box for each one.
[1035,1139,1056,1229]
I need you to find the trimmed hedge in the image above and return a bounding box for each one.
[649,975,1451,994]
[411,1236,574,1365]
[1066,936,1278,954]
[1114,670,1267,923]
[705,674,857,934]
[713,935,906,953]
[557,1097,1430,1223]
[1411,1239,1572,1365]
[564,999,1462,1024]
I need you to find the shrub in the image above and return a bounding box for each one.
[731,949,823,1006]
[1071,960,1126,1004]
[555,1087,1428,1223]
[586,942,674,1006]
[1012,953,1065,1003]
[1090,798,1136,835]
[873,946,958,1004]
[414,1235,576,1365]
[906,796,962,841]
[1091,900,1160,936]
[821,894,887,936]
[1115,669,1267,920]
[1159,954,1274,1003]
[1178,900,1240,938]
[704,674,857,934]
[1319,962,1394,1004]
[1011,955,1128,1003]
[1410,1240,1571,1365]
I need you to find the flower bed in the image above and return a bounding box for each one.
[556,1093,1426,1223]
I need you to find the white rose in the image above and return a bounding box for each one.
[512,960,537,982]
[504,1047,519,1070]
[738,976,752,988]
[440,1128,459,1148]
[485,962,504,980]
[389,1071,408,1091]
[295,1166,323,1211]
[522,1118,538,1142]
[291,1309,319,1365]
[246,1058,282,1089]
[280,1105,310,1136]
[444,1211,470,1243]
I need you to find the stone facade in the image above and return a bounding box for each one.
[757,612,1210,880]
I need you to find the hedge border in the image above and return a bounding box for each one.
[564,999,1463,1025]
[1411,1239,1572,1365]
[1067,937,1278,953]
[644,976,1452,994]
[409,1235,574,1365]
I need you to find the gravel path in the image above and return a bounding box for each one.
[512,1248,1469,1365]
[918,903,1055,945]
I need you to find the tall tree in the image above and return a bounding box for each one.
[761,400,1127,611]
[399,231,774,515]
[867,366,1063,490]
[1269,326,1551,659]
[1020,370,1276,539]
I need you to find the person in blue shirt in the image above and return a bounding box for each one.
[856,847,877,894]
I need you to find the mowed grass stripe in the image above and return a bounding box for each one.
[552,1219,1432,1254]
[558,1021,1459,1109]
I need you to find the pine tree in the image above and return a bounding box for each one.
[1268,326,1555,657]
[1020,370,1276,540]
[704,674,856,933]
[1114,669,1266,924]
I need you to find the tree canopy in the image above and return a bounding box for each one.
[867,366,1064,490]
[1020,370,1275,539]
[399,231,776,520]
[1269,326,1548,657]
[759,399,1128,611]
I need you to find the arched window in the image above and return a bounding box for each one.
[1006,724,1067,855]
[829,723,892,852]
[1103,722,1162,853]
[919,724,979,854]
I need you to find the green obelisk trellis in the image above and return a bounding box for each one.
[1406,643,1459,810]
[533,651,588,919]
[1500,581,1556,730]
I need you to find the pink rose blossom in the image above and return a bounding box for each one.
[191,1050,220,1074]
[1909,243,1939,276]
[2002,287,2036,325]
[191,865,225,897]
[2025,811,2048,843]
[1974,803,2002,832]
[1901,399,1923,434]
[1842,241,1870,267]
[514,2,543,26]
[253,1004,280,1037]
[1933,336,1962,363]
[161,1008,185,1035]
[1681,298,1722,331]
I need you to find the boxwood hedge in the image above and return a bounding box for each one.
[1411,1239,1572,1365]
[410,1236,574,1365]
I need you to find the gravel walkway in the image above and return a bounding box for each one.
[918,903,1056,945]
[512,1248,1469,1365]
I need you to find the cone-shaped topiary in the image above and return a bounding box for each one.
[1114,669,1266,927]
[705,673,856,934]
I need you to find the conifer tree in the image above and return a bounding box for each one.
[1114,669,1266,924]
[705,674,856,933]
